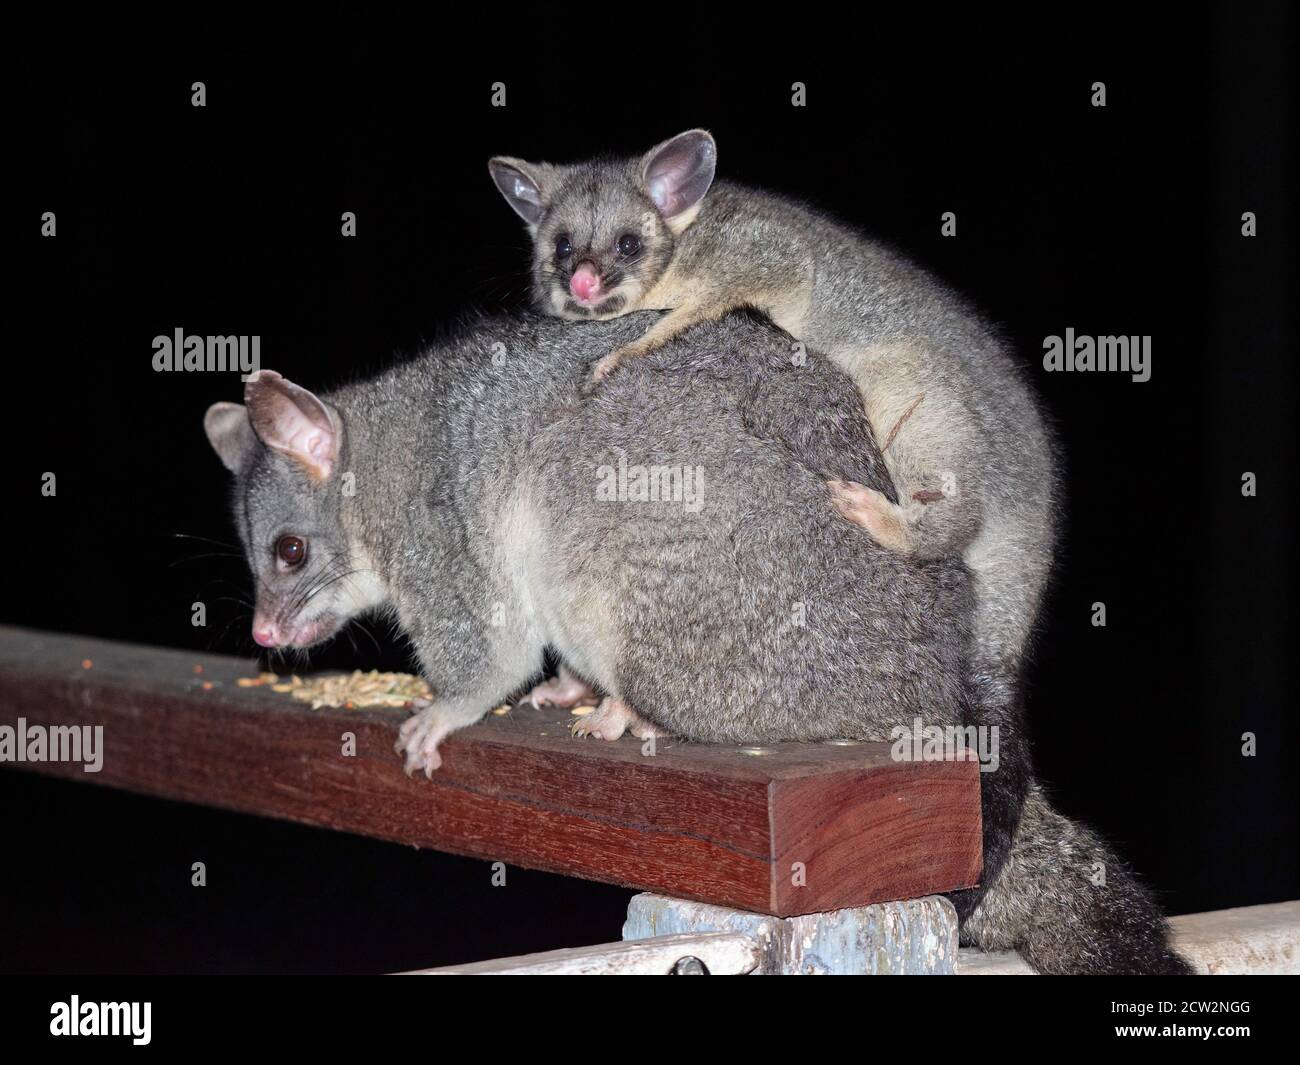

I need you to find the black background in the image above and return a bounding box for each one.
[3,11,1295,972]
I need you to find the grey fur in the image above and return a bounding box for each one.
[489,139,1057,913]
[209,312,972,749]
[206,310,1188,974]
[487,135,1191,974]
[491,132,1056,713]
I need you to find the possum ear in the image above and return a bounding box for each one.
[204,402,258,475]
[642,129,716,219]
[488,157,552,226]
[243,370,342,482]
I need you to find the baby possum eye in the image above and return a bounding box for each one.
[616,233,642,258]
[554,235,573,261]
[276,535,307,568]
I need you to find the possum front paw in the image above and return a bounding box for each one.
[570,696,658,741]
[396,699,458,778]
[590,350,628,384]
[828,480,914,554]
[589,342,645,387]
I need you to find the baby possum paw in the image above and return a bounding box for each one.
[396,699,457,778]
[571,696,658,742]
[526,668,599,710]
[590,350,629,385]
[827,480,914,554]
[588,342,647,388]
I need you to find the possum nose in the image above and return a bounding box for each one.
[252,617,281,648]
[569,263,602,302]
[253,628,279,648]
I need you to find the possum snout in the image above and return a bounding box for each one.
[569,262,603,303]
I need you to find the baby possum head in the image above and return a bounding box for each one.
[203,371,387,651]
[489,129,716,320]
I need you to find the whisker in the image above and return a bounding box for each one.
[350,616,385,657]
[170,532,239,549]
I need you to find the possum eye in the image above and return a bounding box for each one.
[554,235,573,261]
[616,233,642,257]
[276,535,307,568]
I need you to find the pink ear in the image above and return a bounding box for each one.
[243,370,340,481]
[642,129,717,218]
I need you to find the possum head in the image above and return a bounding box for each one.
[489,129,716,320]
[203,370,387,650]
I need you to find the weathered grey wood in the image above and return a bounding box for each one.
[623,892,959,974]
[954,947,1036,975]
[405,932,761,975]
[958,900,1300,975]
[1169,899,1300,974]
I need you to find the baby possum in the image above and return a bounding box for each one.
[489,132,1057,726]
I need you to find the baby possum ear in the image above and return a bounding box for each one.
[488,156,555,226]
[203,402,258,474]
[641,129,717,222]
[243,370,342,482]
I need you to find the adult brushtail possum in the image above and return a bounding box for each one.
[203,311,1187,974]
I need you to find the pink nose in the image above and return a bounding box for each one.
[569,263,602,303]
[252,617,281,648]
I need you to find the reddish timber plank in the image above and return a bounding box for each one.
[0,626,981,915]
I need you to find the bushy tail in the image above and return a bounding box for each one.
[951,672,1192,975]
[960,783,1192,974]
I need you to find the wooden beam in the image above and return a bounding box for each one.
[0,626,982,916]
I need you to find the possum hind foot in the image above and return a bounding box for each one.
[827,480,914,554]
[570,696,659,741]
[526,665,599,709]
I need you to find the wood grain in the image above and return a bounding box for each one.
[0,626,982,916]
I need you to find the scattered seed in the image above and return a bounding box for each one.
[80,659,93,670]
[193,665,204,675]
[571,705,597,716]
[255,669,434,710]
[201,681,214,691]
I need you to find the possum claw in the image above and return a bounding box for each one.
[571,696,658,741]
[397,699,448,777]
